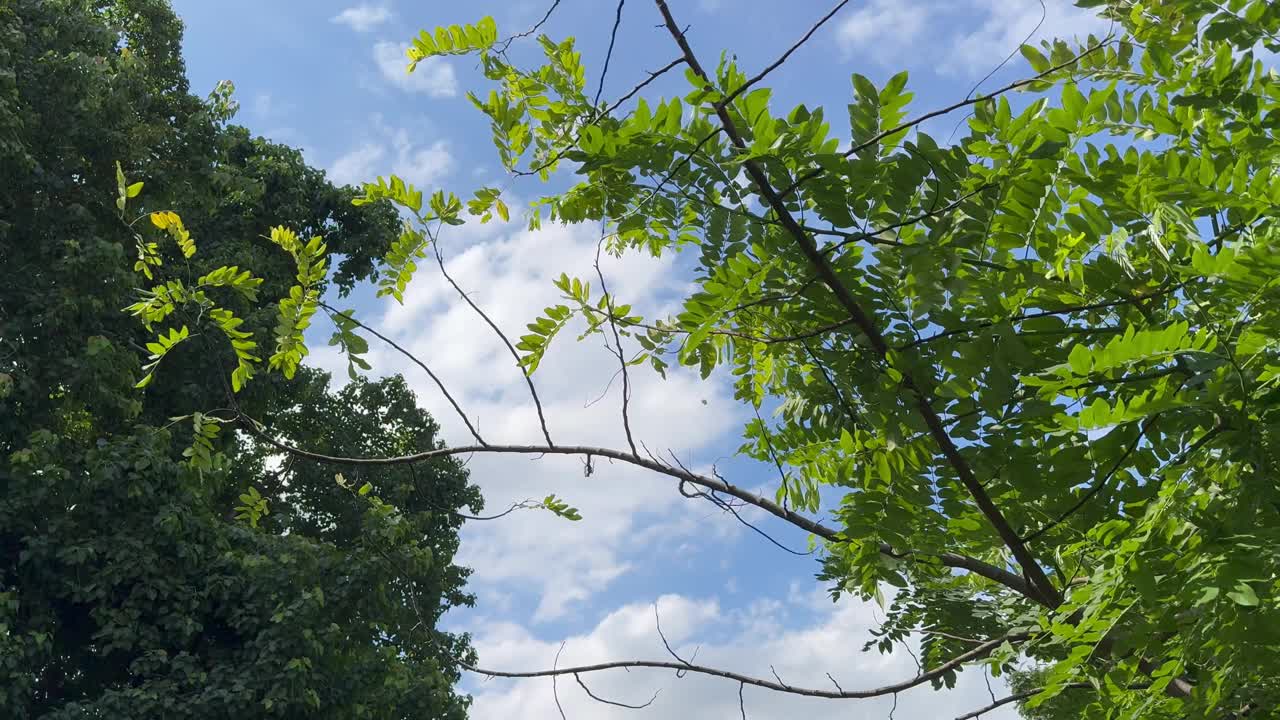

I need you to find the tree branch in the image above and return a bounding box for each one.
[236,411,1039,600]
[319,301,485,446]
[653,0,1061,607]
[713,0,850,111]
[777,39,1113,202]
[432,241,555,446]
[460,632,1028,699]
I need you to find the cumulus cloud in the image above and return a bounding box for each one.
[308,213,743,621]
[462,592,1022,719]
[373,41,458,97]
[331,4,392,33]
[327,116,453,188]
[834,0,1110,75]
[835,0,928,63]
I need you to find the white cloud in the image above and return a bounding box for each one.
[308,214,742,621]
[373,41,457,97]
[835,0,928,63]
[327,116,454,188]
[331,4,392,33]
[462,592,1022,720]
[833,0,1110,75]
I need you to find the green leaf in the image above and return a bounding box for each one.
[1227,583,1259,607]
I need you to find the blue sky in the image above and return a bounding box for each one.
[168,1,1112,717]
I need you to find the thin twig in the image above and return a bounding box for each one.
[595,234,639,455]
[894,286,1179,351]
[553,642,567,720]
[778,39,1112,201]
[432,241,555,446]
[574,673,660,709]
[594,0,627,108]
[714,0,850,111]
[1021,418,1153,543]
[319,301,485,446]
[496,0,562,51]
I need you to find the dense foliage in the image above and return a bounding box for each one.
[0,1,478,717]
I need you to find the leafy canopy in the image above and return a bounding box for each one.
[1,1,480,717]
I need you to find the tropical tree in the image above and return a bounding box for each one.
[121,0,1280,718]
[0,1,478,717]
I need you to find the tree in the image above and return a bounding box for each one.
[123,0,1280,718]
[0,1,478,717]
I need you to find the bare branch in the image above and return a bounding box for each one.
[319,301,485,446]
[653,603,694,675]
[496,0,562,52]
[455,498,544,521]
[593,0,627,108]
[702,484,814,556]
[714,0,850,111]
[594,235,639,455]
[237,412,1039,600]
[460,632,1029,699]
[432,241,555,446]
[895,285,1179,352]
[606,58,686,115]
[952,682,1148,720]
[574,673,659,709]
[553,642,567,720]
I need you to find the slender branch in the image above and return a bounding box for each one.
[678,481,814,556]
[496,0,562,51]
[460,632,1028,699]
[895,285,1178,351]
[455,498,543,521]
[752,407,791,508]
[713,0,850,111]
[606,58,686,115]
[432,241,555,446]
[813,185,996,260]
[517,57,685,178]
[594,236,639,455]
[952,683,1128,720]
[593,0,627,108]
[777,39,1112,202]
[237,411,1039,600]
[653,0,1061,607]
[574,673,659,709]
[319,301,485,446]
[1021,418,1153,543]
[552,642,567,720]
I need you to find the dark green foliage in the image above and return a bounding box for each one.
[0,1,477,717]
